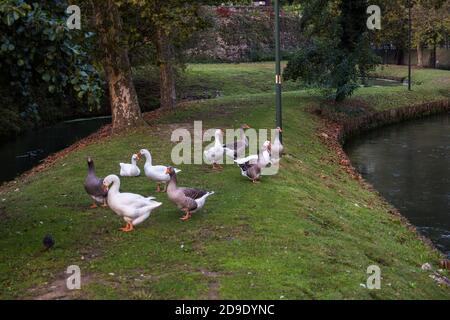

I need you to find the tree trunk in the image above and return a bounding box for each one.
[155,27,177,110]
[396,48,404,65]
[417,44,424,67]
[429,43,437,68]
[91,0,144,131]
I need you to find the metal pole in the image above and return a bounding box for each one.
[274,0,283,142]
[408,0,412,91]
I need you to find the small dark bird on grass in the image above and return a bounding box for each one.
[43,234,54,250]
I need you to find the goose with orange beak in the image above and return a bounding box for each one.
[235,141,271,183]
[270,127,284,164]
[165,167,215,221]
[223,124,251,160]
[119,154,141,177]
[204,129,225,169]
[234,139,271,168]
[103,175,162,232]
[138,149,181,192]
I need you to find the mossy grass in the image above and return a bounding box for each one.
[0,63,449,299]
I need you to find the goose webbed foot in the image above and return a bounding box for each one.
[180,210,192,221]
[156,183,161,193]
[120,222,134,232]
[90,203,98,209]
[212,163,223,170]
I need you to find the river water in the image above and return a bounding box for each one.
[0,116,111,184]
[345,113,450,256]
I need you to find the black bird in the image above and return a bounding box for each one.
[43,234,55,250]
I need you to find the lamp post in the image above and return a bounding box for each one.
[408,0,412,91]
[274,0,283,142]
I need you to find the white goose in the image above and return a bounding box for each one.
[119,154,141,177]
[103,175,162,232]
[203,129,225,169]
[270,127,284,165]
[235,141,271,168]
[139,149,181,192]
[223,124,250,160]
[235,141,272,183]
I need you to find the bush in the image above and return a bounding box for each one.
[0,0,103,138]
[285,38,381,101]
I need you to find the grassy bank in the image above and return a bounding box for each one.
[0,63,449,299]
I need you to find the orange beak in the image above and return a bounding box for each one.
[103,184,109,192]
[277,127,283,133]
[165,168,170,175]
[136,153,141,160]
[243,124,251,129]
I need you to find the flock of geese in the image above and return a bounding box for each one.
[84,125,283,232]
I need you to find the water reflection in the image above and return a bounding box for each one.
[0,116,111,184]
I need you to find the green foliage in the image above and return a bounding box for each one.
[412,0,450,48]
[285,0,380,101]
[0,0,103,123]
[372,0,450,50]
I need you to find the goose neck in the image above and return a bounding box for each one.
[214,132,222,147]
[88,161,95,174]
[167,174,177,192]
[109,178,120,194]
[274,130,280,143]
[142,151,152,166]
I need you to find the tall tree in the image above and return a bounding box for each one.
[127,0,216,110]
[90,0,144,131]
[372,0,409,65]
[285,0,380,101]
[412,0,450,68]
[372,0,450,67]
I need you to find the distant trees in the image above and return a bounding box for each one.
[412,0,450,68]
[126,0,214,110]
[284,0,380,102]
[371,0,409,64]
[372,0,450,67]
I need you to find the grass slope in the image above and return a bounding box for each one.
[0,63,449,299]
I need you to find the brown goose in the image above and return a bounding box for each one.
[223,124,251,159]
[235,141,271,183]
[84,157,108,208]
[165,167,215,221]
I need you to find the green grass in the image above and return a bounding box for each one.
[0,63,449,299]
[132,62,300,111]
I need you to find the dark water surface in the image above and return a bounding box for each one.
[0,117,111,184]
[345,113,450,256]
